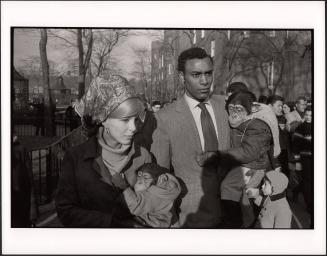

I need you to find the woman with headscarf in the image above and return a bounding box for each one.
[55,75,152,228]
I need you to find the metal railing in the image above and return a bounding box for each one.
[13,116,74,137]
[28,126,87,206]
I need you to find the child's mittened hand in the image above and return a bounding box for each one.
[246,188,259,198]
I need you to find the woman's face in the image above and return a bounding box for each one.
[283,104,291,114]
[102,99,142,147]
[102,116,138,146]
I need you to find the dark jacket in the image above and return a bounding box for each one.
[55,136,152,228]
[12,142,37,227]
[222,118,273,170]
[293,122,312,156]
[134,110,157,151]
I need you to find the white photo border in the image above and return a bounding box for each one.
[1,1,326,254]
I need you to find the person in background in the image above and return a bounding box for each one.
[150,47,231,228]
[286,96,307,133]
[12,132,38,227]
[258,95,268,104]
[283,102,292,115]
[34,98,45,136]
[292,106,313,227]
[134,96,157,152]
[151,101,162,113]
[267,95,290,178]
[55,74,152,228]
[276,115,291,179]
[65,99,81,131]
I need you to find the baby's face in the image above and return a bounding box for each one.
[134,171,154,192]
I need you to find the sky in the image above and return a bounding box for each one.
[13,29,163,79]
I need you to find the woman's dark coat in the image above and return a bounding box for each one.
[55,136,151,227]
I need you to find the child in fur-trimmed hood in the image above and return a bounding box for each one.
[246,170,292,228]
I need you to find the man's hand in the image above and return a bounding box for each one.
[195,151,219,167]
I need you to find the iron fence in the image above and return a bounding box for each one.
[13,116,72,137]
[28,126,87,206]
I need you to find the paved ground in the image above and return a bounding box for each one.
[36,191,312,229]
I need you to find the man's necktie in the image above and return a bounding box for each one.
[198,102,218,151]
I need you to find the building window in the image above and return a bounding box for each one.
[161,55,164,67]
[201,30,205,38]
[193,29,197,44]
[154,53,157,60]
[159,60,161,68]
[210,40,215,57]
[162,72,164,80]
[268,30,276,37]
[243,31,250,38]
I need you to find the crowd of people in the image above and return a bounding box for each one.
[13,46,312,229]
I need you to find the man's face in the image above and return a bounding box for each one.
[134,171,154,192]
[151,105,161,113]
[296,99,307,113]
[271,100,283,116]
[182,57,213,102]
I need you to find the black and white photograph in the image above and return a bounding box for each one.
[1,1,325,255]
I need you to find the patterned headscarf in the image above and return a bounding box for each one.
[74,74,138,124]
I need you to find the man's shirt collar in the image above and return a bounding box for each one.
[184,93,211,109]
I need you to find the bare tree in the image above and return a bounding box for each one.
[130,46,151,97]
[91,29,128,76]
[77,29,93,98]
[48,28,93,99]
[39,28,55,136]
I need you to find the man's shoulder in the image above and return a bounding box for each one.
[156,100,179,117]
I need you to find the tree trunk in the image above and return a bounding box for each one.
[39,29,55,136]
[77,29,93,99]
[77,29,85,99]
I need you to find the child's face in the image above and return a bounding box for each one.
[261,180,273,196]
[134,171,154,192]
[304,110,312,123]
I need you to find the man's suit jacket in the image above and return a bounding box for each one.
[150,94,230,228]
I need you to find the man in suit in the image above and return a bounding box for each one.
[150,47,230,228]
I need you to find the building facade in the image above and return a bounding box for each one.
[150,29,312,102]
[13,68,29,109]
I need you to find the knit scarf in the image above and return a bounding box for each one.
[97,127,131,176]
